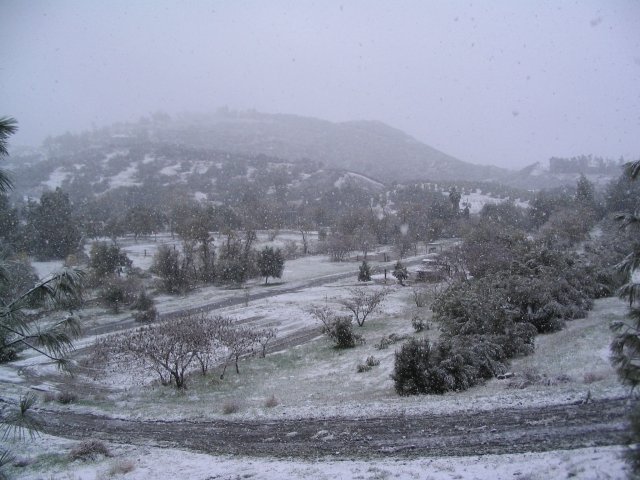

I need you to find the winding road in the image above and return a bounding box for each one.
[8,253,632,460]
[35,397,628,459]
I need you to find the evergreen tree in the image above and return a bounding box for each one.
[358,260,371,282]
[257,246,284,284]
[89,242,132,277]
[392,260,408,286]
[26,188,81,260]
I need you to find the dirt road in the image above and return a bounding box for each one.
[35,397,627,459]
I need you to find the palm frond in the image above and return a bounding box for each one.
[625,160,640,181]
[0,117,18,157]
[7,267,85,312]
[620,283,640,306]
[617,250,640,277]
[615,212,640,230]
[0,168,11,194]
[0,392,41,441]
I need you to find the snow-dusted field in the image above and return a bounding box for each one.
[3,238,631,479]
[9,433,628,480]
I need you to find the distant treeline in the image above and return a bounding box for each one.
[549,155,623,175]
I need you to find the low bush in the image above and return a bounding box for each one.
[357,363,372,373]
[357,355,380,372]
[583,371,607,384]
[56,391,78,404]
[264,394,279,408]
[412,288,429,307]
[375,333,409,349]
[411,313,428,333]
[108,459,136,475]
[130,288,154,311]
[392,336,512,395]
[310,307,364,349]
[134,306,158,323]
[365,355,380,367]
[69,440,111,461]
[221,399,241,415]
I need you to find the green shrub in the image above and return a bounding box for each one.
[411,313,428,332]
[131,288,154,311]
[56,391,77,404]
[392,338,435,395]
[134,307,158,323]
[324,316,364,349]
[357,355,380,373]
[358,261,371,282]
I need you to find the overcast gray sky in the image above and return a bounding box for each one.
[1,0,639,169]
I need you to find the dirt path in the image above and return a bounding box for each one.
[34,397,628,459]
[85,259,420,337]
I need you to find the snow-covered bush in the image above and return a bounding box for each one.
[309,306,364,349]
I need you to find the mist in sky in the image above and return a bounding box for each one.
[1,0,639,169]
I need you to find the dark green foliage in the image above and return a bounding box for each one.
[461,222,528,278]
[358,260,371,282]
[134,307,157,323]
[124,205,163,240]
[0,255,38,306]
[480,201,529,229]
[151,245,191,294]
[411,313,428,333]
[0,195,20,244]
[217,231,258,285]
[311,307,364,349]
[396,214,610,396]
[257,246,284,284]
[608,159,640,478]
[324,316,363,349]
[89,242,132,277]
[392,336,511,396]
[131,288,154,311]
[624,400,640,473]
[392,338,435,395]
[392,261,408,285]
[100,276,138,313]
[25,188,81,260]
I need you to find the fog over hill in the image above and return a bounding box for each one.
[10,110,625,192]
[99,111,510,184]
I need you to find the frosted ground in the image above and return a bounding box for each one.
[6,232,631,479]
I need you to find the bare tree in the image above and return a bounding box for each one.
[219,325,257,378]
[339,288,388,327]
[327,232,353,262]
[256,327,278,358]
[95,313,210,388]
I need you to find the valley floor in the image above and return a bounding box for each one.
[1,247,633,479]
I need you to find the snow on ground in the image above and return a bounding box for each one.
[8,433,628,480]
[18,286,625,424]
[31,260,64,280]
[108,163,141,189]
[1,251,633,478]
[459,190,529,214]
[159,163,180,176]
[42,166,70,190]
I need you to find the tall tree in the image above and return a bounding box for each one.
[26,188,81,260]
[257,246,284,284]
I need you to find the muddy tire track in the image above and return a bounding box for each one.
[34,398,628,459]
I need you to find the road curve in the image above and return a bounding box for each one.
[34,397,628,459]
